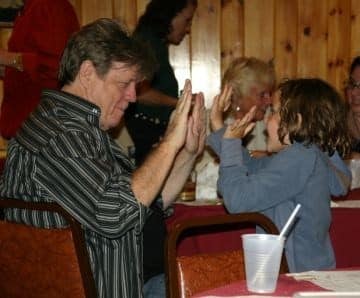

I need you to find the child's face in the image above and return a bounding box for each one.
[265,91,289,152]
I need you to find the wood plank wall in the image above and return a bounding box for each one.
[1,0,360,148]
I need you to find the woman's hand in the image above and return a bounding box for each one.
[249,150,270,158]
[210,84,232,131]
[224,106,256,139]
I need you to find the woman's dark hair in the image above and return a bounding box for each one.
[134,0,197,39]
[58,18,156,86]
[350,56,360,74]
[277,78,352,157]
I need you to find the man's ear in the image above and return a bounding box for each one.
[78,60,96,89]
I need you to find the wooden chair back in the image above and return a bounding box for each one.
[0,198,97,298]
[165,212,289,298]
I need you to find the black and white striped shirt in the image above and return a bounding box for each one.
[0,89,151,298]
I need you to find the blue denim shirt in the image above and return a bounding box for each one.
[207,127,351,272]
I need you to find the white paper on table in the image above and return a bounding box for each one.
[345,159,360,190]
[331,200,360,208]
[293,292,360,297]
[287,270,360,291]
[197,296,285,298]
[195,159,219,201]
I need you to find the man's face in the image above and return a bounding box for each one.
[167,3,196,45]
[88,62,138,130]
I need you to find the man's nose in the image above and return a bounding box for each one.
[127,82,137,102]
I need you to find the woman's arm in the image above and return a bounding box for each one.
[132,80,193,206]
[136,80,178,107]
[16,1,79,82]
[0,49,22,71]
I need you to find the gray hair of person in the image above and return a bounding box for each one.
[222,57,276,100]
[58,18,156,87]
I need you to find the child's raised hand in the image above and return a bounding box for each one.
[210,84,232,131]
[224,106,256,139]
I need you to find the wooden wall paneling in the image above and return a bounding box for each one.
[274,0,298,83]
[113,0,138,32]
[220,0,244,76]
[297,0,328,80]
[244,0,275,62]
[350,0,360,60]
[191,0,221,107]
[136,0,150,20]
[327,0,351,92]
[0,29,11,49]
[169,37,191,96]
[80,0,113,25]
[169,0,191,91]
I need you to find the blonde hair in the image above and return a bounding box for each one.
[222,57,275,100]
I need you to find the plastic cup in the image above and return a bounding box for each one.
[242,234,285,293]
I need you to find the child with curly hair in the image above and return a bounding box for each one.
[208,78,352,272]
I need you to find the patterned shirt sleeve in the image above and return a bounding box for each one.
[34,130,148,238]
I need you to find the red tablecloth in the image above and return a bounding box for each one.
[166,200,360,268]
[193,274,325,297]
[333,187,360,201]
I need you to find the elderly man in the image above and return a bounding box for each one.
[0,18,205,298]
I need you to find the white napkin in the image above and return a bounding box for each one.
[195,160,219,200]
[346,159,360,189]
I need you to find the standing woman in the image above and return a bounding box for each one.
[0,0,79,139]
[125,0,197,166]
[124,1,198,297]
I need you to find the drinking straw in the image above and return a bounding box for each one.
[250,204,302,289]
[279,204,301,239]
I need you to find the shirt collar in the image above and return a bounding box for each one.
[41,89,101,127]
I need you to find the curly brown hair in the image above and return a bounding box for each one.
[277,78,352,157]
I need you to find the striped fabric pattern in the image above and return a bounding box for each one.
[0,89,150,298]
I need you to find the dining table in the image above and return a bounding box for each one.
[193,274,324,297]
[165,188,360,269]
[192,269,360,297]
